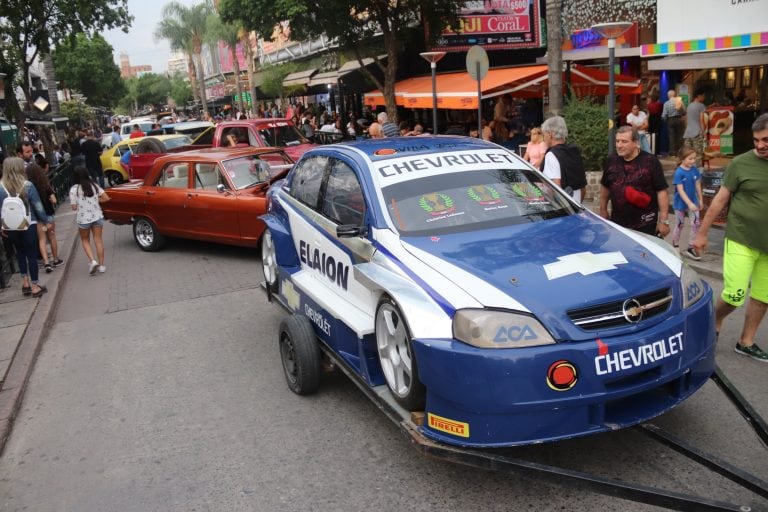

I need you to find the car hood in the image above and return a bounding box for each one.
[398,213,681,338]
[282,143,316,161]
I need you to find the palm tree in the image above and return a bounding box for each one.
[546,0,563,115]
[206,11,245,114]
[155,1,213,115]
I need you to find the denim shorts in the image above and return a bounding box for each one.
[78,218,104,229]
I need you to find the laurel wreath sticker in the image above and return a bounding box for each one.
[467,185,501,202]
[418,193,454,213]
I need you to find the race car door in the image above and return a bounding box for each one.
[285,155,376,354]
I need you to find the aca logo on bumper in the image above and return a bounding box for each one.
[546,360,578,391]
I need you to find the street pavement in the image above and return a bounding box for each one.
[0,156,733,455]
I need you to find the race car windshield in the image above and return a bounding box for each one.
[381,168,579,236]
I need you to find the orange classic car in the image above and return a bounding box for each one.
[102,147,294,251]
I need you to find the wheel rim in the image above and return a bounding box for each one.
[376,303,413,398]
[107,171,122,187]
[280,332,298,385]
[135,219,154,248]
[261,231,278,286]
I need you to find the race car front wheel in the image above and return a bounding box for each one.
[279,315,321,395]
[261,229,278,293]
[375,298,426,411]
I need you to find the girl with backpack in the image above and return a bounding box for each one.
[69,166,110,275]
[0,157,50,297]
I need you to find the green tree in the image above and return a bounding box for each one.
[155,1,213,115]
[0,0,132,126]
[135,73,172,108]
[169,73,193,107]
[52,34,126,107]
[562,95,609,172]
[260,62,298,103]
[219,0,463,123]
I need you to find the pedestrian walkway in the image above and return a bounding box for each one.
[0,208,80,451]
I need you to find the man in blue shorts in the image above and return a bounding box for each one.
[694,113,768,362]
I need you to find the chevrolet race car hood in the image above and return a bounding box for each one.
[399,213,681,339]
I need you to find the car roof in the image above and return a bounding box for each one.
[115,134,189,147]
[220,118,295,127]
[163,121,213,130]
[308,135,501,161]
[154,146,284,164]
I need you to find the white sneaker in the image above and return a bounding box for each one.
[98,265,106,273]
[89,260,98,275]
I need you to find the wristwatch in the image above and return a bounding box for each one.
[659,219,670,225]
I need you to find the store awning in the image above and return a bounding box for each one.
[308,71,339,87]
[283,68,317,87]
[363,64,641,110]
[646,48,768,70]
[338,55,387,77]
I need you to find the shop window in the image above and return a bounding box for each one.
[742,68,752,88]
[725,69,736,89]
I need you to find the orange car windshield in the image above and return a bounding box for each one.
[221,152,293,190]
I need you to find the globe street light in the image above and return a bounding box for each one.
[420,51,446,135]
[591,22,632,154]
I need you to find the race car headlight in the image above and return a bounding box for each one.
[681,265,706,308]
[453,309,556,349]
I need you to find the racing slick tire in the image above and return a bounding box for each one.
[279,315,321,395]
[260,229,279,294]
[375,297,426,411]
[105,170,123,187]
[135,137,167,154]
[133,216,166,252]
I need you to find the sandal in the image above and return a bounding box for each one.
[22,285,32,296]
[45,263,53,273]
[32,285,47,298]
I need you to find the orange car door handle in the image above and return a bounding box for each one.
[146,191,156,196]
[187,193,198,198]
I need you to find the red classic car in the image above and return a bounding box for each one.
[103,147,294,251]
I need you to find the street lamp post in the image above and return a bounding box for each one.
[419,51,446,135]
[590,22,632,154]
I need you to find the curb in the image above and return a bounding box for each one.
[0,223,79,456]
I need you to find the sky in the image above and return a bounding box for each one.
[102,0,200,75]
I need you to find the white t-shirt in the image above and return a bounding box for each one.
[542,152,582,203]
[69,183,105,224]
[627,111,648,133]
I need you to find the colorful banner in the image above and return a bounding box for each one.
[433,0,542,52]
[706,106,734,155]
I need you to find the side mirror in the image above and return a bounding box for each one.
[216,183,226,194]
[336,224,368,238]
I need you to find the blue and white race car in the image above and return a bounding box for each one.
[261,136,716,447]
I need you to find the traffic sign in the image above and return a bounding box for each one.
[466,46,489,81]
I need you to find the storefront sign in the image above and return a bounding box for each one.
[706,106,734,155]
[433,0,542,52]
[570,29,603,49]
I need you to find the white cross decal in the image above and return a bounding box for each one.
[543,251,628,280]
[283,279,301,311]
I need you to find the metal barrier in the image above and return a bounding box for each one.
[48,160,73,205]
